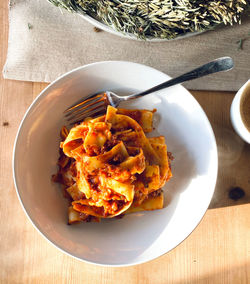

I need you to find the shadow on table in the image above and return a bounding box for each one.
[209,124,250,209]
[191,90,250,209]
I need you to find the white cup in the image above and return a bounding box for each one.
[230,79,250,144]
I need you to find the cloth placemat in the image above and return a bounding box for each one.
[3,0,250,91]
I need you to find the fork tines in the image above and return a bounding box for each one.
[64,92,109,124]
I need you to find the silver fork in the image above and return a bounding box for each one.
[64,57,233,124]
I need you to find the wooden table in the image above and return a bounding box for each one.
[0,2,249,283]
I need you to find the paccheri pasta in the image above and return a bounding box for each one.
[52,106,172,224]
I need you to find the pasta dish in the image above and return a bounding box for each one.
[52,106,172,224]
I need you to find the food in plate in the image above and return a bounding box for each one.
[52,106,172,224]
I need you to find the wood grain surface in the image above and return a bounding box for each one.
[0,1,249,283]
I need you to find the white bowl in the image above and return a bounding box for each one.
[13,61,218,266]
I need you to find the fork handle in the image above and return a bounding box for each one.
[126,57,233,99]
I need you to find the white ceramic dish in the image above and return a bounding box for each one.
[13,61,218,266]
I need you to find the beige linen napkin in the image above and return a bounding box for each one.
[3,0,250,90]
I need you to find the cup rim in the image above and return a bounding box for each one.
[230,79,250,144]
